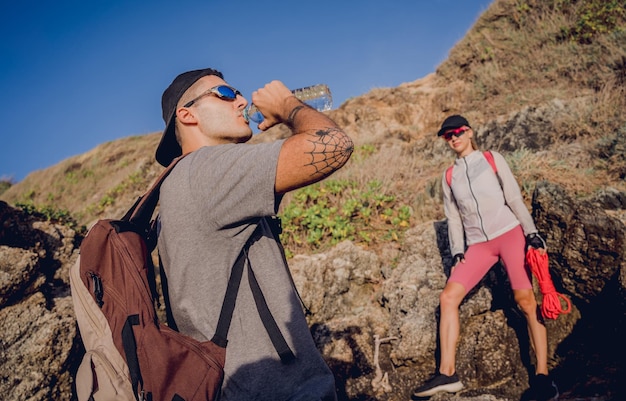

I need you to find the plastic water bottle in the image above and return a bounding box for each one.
[244,84,332,123]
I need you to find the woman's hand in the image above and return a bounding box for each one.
[526,233,547,254]
[452,253,465,266]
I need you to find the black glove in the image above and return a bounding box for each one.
[526,233,546,250]
[452,253,465,265]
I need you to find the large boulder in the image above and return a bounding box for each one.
[0,201,82,400]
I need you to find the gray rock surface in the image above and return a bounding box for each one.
[0,178,624,400]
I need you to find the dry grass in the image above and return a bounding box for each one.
[2,134,162,226]
[437,0,626,126]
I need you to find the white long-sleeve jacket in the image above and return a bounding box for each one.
[442,150,537,256]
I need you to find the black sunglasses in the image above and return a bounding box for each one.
[183,85,242,107]
[442,127,469,141]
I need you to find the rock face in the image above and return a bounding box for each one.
[532,182,625,302]
[0,201,81,401]
[1,179,623,401]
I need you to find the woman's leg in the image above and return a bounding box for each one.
[514,289,548,375]
[498,226,549,375]
[442,241,500,374]
[438,281,466,375]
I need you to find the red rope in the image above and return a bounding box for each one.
[526,248,571,320]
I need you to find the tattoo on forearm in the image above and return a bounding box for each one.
[305,128,354,176]
[287,106,305,125]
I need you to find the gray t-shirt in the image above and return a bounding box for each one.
[158,142,336,401]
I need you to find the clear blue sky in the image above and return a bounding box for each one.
[0,0,492,182]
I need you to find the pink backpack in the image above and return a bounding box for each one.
[445,150,497,187]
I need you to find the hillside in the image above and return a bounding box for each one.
[2,1,625,255]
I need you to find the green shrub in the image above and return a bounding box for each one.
[16,201,85,233]
[557,0,626,43]
[279,179,412,257]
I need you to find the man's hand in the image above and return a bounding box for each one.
[269,81,353,195]
[250,80,296,131]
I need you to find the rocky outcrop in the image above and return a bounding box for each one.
[0,180,624,400]
[0,200,81,401]
[532,182,625,302]
[290,179,625,401]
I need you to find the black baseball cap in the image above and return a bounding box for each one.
[156,68,224,167]
[437,115,471,137]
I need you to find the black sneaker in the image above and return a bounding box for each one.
[531,374,559,401]
[412,372,464,397]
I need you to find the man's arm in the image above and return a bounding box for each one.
[251,81,354,194]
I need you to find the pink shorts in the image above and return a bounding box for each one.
[448,225,532,292]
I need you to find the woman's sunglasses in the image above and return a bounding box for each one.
[183,85,242,107]
[442,127,469,141]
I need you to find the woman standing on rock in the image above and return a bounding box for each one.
[411,115,558,401]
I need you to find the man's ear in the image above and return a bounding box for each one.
[176,107,196,124]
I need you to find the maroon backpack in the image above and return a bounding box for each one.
[71,155,228,401]
[71,155,294,401]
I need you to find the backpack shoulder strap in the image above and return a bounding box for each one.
[446,151,497,188]
[116,154,187,326]
[211,248,246,348]
[483,150,503,189]
[211,229,296,364]
[445,165,454,187]
[125,154,188,228]
[483,150,497,174]
[245,258,296,363]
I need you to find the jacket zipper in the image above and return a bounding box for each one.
[463,158,490,241]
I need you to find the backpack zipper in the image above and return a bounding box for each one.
[70,263,104,335]
[89,272,104,308]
